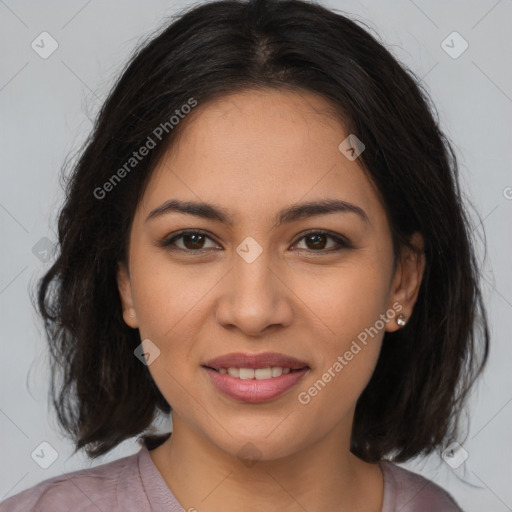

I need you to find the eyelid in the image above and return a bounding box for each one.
[159,228,353,253]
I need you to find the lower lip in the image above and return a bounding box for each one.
[203,367,309,403]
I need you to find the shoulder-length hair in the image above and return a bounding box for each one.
[37,0,489,461]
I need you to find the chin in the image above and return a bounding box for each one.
[207,426,305,463]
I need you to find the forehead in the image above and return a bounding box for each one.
[138,88,383,226]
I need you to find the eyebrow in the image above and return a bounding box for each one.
[145,198,370,227]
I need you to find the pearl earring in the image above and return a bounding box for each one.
[396,313,407,327]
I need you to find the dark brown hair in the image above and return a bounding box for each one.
[36,0,489,462]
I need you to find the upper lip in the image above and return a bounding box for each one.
[202,352,309,370]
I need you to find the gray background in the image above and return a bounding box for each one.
[1,0,511,510]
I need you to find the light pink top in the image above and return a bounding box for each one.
[1,441,463,511]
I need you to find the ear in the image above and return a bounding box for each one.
[385,232,426,332]
[117,261,139,328]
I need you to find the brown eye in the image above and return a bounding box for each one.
[293,231,351,252]
[161,230,219,252]
[160,229,352,254]
[304,233,329,250]
[180,233,207,250]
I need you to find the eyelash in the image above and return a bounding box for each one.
[158,229,353,254]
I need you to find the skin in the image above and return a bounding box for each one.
[117,88,425,512]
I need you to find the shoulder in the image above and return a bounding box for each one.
[380,460,464,512]
[0,448,144,512]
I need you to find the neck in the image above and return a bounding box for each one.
[148,414,384,512]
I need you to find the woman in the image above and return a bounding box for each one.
[1,0,489,510]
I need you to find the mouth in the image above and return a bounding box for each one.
[201,352,310,403]
[201,366,309,379]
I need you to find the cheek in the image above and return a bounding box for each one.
[293,254,392,339]
[130,274,204,413]
[295,321,384,425]
[292,259,391,413]
[128,260,217,395]
[131,260,219,340]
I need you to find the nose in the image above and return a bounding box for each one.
[215,250,294,336]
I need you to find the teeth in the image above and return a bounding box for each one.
[219,367,294,379]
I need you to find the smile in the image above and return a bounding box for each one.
[207,366,305,379]
[202,365,310,403]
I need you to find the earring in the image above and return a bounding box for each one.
[396,313,407,327]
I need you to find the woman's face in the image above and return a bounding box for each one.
[118,88,424,461]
